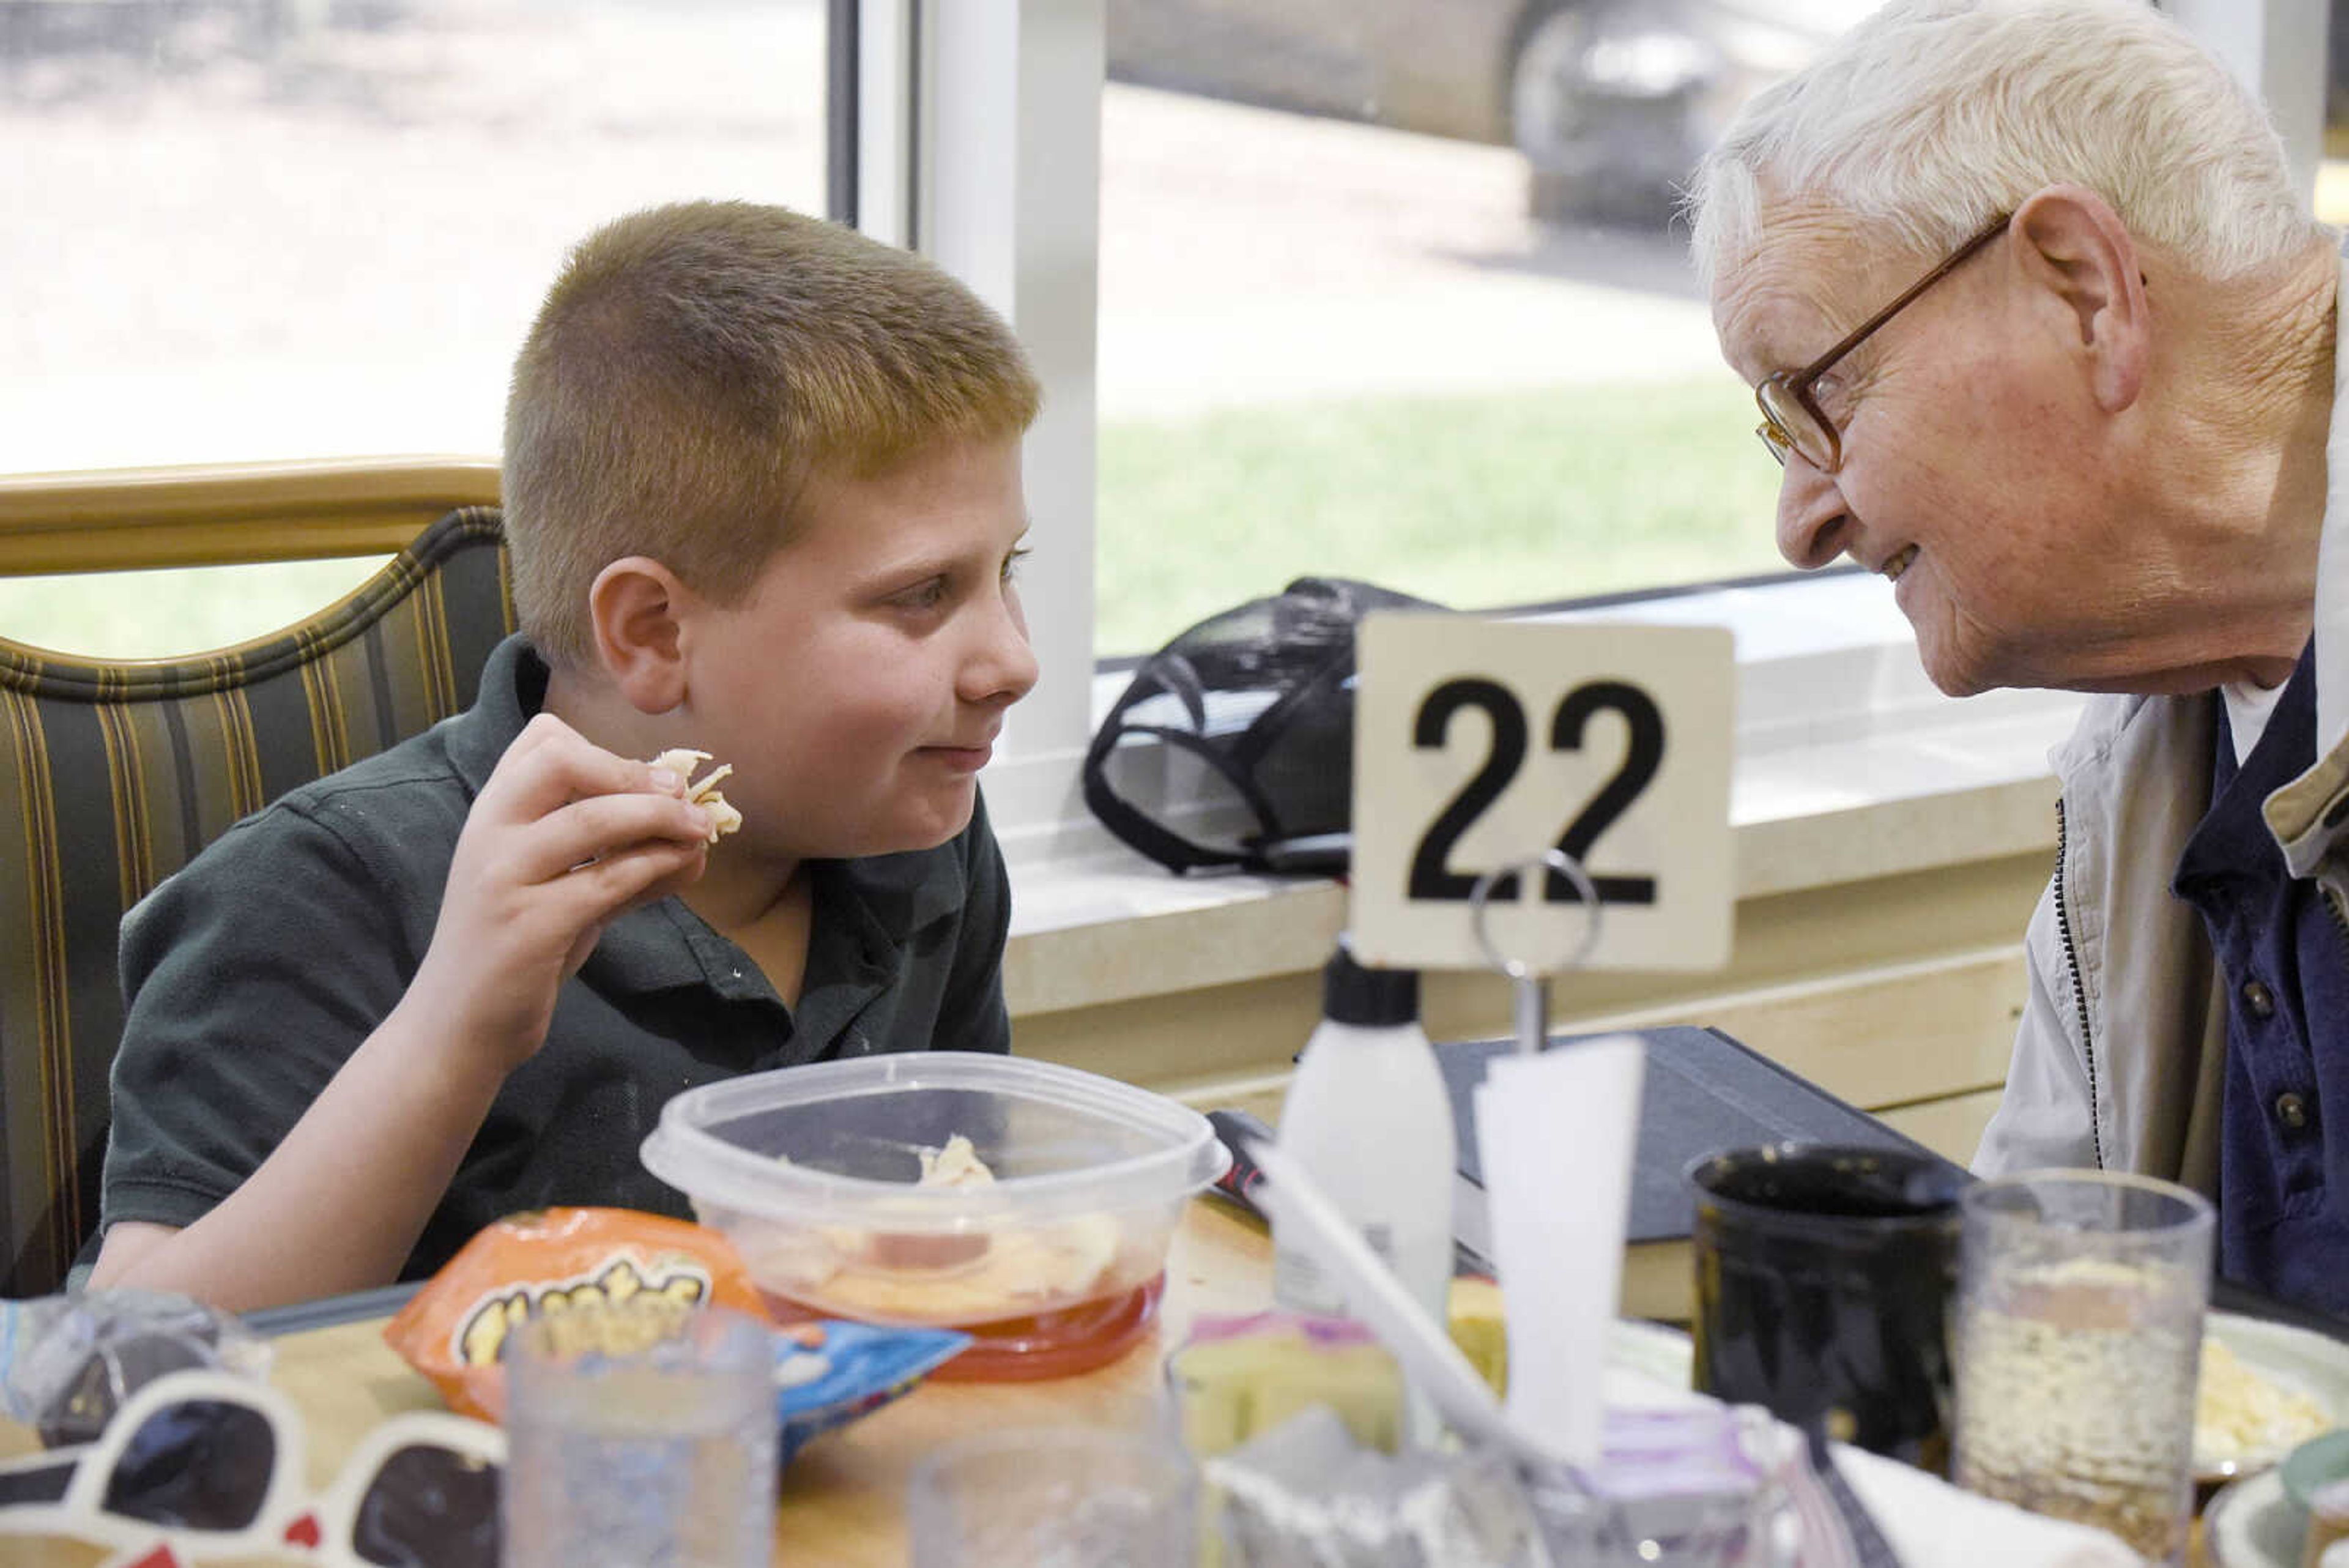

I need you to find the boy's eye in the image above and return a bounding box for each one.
[1001,546,1031,584]
[894,578,950,611]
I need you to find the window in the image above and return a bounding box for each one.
[0,0,831,655]
[922,0,2331,856]
[1088,2,1865,658]
[0,0,2328,849]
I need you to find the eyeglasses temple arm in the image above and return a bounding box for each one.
[1789,214,2013,395]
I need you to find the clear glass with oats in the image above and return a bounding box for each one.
[1953,1170,2214,1567]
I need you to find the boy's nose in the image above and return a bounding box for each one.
[1775,453,1855,571]
[962,590,1039,705]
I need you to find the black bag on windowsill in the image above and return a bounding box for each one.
[1083,577,1445,875]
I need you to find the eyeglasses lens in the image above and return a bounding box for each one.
[351,1443,502,1568]
[102,1400,276,1532]
[1756,381,1829,470]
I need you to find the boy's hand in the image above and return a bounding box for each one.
[409,713,717,1075]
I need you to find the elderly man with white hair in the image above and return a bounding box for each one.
[1692,0,2349,1312]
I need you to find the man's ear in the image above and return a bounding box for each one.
[587,556,691,713]
[2010,182,2150,413]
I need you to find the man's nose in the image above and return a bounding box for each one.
[1775,454,1854,570]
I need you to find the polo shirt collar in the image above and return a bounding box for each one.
[442,633,543,798]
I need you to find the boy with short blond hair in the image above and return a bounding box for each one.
[94,202,1042,1312]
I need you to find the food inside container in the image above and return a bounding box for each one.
[639,1055,1231,1379]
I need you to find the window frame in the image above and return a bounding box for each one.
[867,0,2329,860]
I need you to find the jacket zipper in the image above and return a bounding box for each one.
[2323,881,2349,953]
[2053,797,2104,1169]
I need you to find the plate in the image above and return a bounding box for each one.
[2198,1313,2349,1484]
[2204,1466,2306,1568]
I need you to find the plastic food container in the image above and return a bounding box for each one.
[640,1054,1231,1380]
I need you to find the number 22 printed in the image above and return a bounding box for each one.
[1350,613,1732,975]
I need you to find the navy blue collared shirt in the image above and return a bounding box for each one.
[2173,641,2349,1313]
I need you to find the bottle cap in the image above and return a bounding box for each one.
[1322,942,1420,1027]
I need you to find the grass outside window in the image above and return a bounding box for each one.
[0,377,1784,662]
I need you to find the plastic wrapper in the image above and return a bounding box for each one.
[776,1319,970,1466]
[383,1206,769,1421]
[0,1289,270,1447]
[1206,1404,1550,1568]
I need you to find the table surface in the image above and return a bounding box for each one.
[0,1197,2256,1567]
[0,1197,1278,1568]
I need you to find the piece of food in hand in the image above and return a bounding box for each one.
[647,747,743,843]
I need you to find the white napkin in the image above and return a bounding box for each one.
[1830,1442,2144,1568]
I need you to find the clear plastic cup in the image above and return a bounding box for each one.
[1522,1404,1799,1568]
[500,1302,778,1568]
[1951,1169,2214,1567]
[907,1425,1197,1567]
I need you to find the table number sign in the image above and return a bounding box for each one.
[1348,612,1732,975]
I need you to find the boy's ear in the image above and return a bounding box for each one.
[2009,182,2150,414]
[588,556,691,713]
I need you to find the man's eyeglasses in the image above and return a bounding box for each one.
[1755,212,2014,472]
[0,1369,503,1568]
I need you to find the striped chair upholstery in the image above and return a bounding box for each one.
[0,505,513,1297]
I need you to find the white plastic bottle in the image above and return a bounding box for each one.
[1271,939,1457,1336]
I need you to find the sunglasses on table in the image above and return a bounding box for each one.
[0,1368,503,1568]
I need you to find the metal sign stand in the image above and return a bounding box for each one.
[1467,847,1604,1056]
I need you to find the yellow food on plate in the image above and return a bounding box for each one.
[2194,1334,2333,1469]
[648,747,743,842]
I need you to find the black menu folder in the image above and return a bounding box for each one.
[1441,1024,1969,1323]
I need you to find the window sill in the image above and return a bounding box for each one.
[1001,573,2082,1020]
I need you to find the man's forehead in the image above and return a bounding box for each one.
[1710,206,1898,375]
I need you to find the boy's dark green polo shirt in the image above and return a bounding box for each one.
[100,635,1012,1280]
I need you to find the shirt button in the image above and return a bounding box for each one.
[2243,979,2276,1019]
[2276,1093,2310,1131]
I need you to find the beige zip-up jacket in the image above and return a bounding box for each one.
[1975,262,2349,1186]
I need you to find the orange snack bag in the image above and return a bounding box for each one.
[384,1206,770,1422]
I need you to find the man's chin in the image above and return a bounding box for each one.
[1912,630,2001,700]
[1921,662,1995,699]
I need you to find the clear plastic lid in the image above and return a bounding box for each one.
[639,1053,1231,1232]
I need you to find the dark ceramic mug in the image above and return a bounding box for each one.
[1688,1141,1968,1473]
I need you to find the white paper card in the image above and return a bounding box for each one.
[1475,1035,1647,1465]
[1349,612,1733,975]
